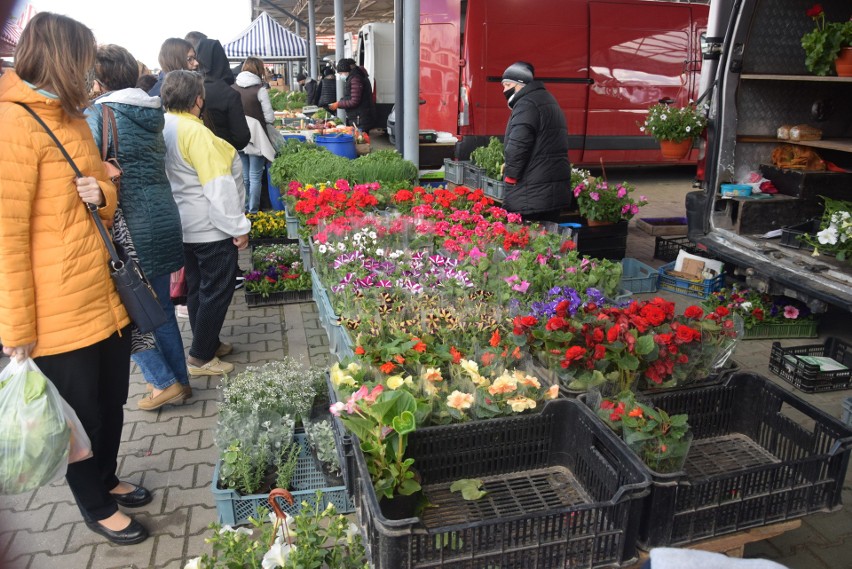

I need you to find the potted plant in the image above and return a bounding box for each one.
[800,197,852,261]
[702,285,817,339]
[594,390,692,474]
[572,177,648,225]
[244,244,311,306]
[801,5,852,77]
[639,102,707,158]
[354,130,371,155]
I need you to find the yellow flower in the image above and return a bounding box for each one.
[507,396,537,413]
[513,370,541,389]
[386,375,404,390]
[422,367,443,383]
[546,384,559,399]
[459,359,479,378]
[346,361,362,374]
[329,363,345,387]
[488,373,518,395]
[446,390,474,410]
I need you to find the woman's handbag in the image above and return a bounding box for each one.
[15,103,167,334]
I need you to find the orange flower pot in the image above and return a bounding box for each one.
[835,47,852,78]
[659,139,692,159]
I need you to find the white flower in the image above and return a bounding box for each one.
[218,524,251,536]
[740,301,752,311]
[318,244,327,254]
[184,558,202,569]
[369,231,377,240]
[639,126,645,132]
[685,126,691,132]
[817,225,838,245]
[337,242,346,251]
[376,248,385,257]
[353,233,361,242]
[660,113,668,121]
[262,538,295,569]
[267,511,296,541]
[346,522,360,543]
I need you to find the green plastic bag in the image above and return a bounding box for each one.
[0,358,77,495]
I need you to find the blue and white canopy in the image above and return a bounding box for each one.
[223,12,307,62]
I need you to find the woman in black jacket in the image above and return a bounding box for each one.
[195,38,250,151]
[500,61,572,222]
[329,58,375,132]
[312,63,337,109]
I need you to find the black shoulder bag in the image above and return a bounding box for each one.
[16,103,167,333]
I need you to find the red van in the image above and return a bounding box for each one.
[410,0,709,166]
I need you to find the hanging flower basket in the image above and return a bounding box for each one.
[659,139,693,159]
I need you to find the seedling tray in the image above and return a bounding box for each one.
[352,399,650,569]
[635,372,852,548]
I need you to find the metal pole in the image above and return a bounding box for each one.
[307,0,319,80]
[402,0,419,168]
[334,0,346,122]
[394,0,404,153]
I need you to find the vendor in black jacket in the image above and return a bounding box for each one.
[501,61,572,222]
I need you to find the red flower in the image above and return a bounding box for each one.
[546,316,566,331]
[606,325,620,343]
[715,306,730,317]
[684,306,704,319]
[450,346,462,364]
[481,352,495,366]
[600,400,615,410]
[555,299,571,317]
[355,346,365,355]
[592,327,604,343]
[563,346,587,364]
[593,344,607,360]
[412,339,427,353]
[628,407,644,418]
[676,325,698,343]
[752,308,765,321]
[639,304,666,326]
[379,362,396,374]
[806,3,823,18]
[394,354,406,364]
[560,239,577,252]
[677,354,689,364]
[489,330,501,347]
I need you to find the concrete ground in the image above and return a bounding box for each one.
[0,166,850,569]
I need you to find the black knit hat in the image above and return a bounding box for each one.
[502,61,534,84]
[296,72,306,82]
[336,58,354,73]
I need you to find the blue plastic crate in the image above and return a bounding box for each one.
[211,433,353,526]
[657,261,724,299]
[620,258,659,294]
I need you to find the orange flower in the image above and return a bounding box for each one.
[394,354,405,364]
[511,346,522,360]
[450,346,462,364]
[628,407,644,418]
[412,338,427,353]
[379,361,396,374]
[355,346,365,355]
[481,352,495,366]
[489,330,501,347]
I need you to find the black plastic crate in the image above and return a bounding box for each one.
[325,373,356,494]
[353,399,651,569]
[577,220,628,261]
[653,235,703,263]
[635,372,852,549]
[780,219,820,252]
[769,337,852,393]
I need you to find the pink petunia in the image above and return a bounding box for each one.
[630,204,639,214]
[617,186,627,198]
[512,280,530,293]
[783,305,800,319]
[573,184,585,198]
[622,204,631,214]
[590,192,600,201]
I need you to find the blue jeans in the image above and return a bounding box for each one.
[240,153,266,213]
[131,273,189,390]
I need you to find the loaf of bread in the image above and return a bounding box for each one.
[776,125,792,140]
[790,124,822,141]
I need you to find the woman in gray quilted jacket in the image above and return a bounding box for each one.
[86,44,189,412]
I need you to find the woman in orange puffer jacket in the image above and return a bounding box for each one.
[0,13,149,546]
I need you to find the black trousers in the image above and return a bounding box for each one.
[34,327,131,521]
[184,239,238,361]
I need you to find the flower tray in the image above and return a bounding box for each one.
[483,175,508,201]
[247,237,296,247]
[574,218,628,261]
[443,158,465,185]
[619,258,659,294]
[462,161,485,189]
[635,217,688,237]
[324,374,356,493]
[742,319,819,340]
[310,268,350,359]
[351,399,651,569]
[244,288,313,308]
[653,235,717,264]
[768,337,852,393]
[211,433,353,526]
[284,209,299,240]
[779,219,819,252]
[657,261,724,299]
[631,372,852,549]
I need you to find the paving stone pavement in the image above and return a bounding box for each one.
[0,166,850,569]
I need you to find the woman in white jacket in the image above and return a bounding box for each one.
[232,57,276,213]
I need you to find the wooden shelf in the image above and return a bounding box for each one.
[737,136,852,153]
[740,73,852,83]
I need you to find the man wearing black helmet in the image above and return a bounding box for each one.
[500,61,573,222]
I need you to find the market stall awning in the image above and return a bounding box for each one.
[223,11,307,62]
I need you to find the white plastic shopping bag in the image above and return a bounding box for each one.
[0,357,91,495]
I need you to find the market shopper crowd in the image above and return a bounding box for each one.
[0,12,256,545]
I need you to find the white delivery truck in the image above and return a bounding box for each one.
[354,22,395,129]
[687,0,852,312]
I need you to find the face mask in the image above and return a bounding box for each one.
[503,88,515,101]
[337,73,347,80]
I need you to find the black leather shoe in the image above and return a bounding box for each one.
[110,484,153,508]
[85,518,149,545]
